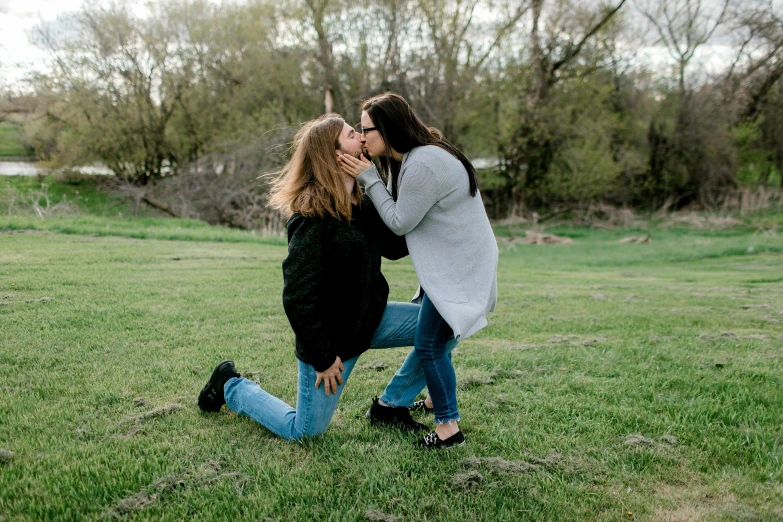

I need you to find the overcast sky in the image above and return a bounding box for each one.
[0,0,82,85]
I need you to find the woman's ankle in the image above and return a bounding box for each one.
[435,421,459,439]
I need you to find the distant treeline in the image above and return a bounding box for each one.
[7,0,783,217]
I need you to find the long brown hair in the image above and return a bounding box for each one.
[268,114,360,221]
[362,93,478,200]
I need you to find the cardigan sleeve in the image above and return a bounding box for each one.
[357,161,441,236]
[356,196,409,260]
[281,214,336,372]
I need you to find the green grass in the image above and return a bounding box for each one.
[1,216,782,520]
[0,121,34,158]
[2,174,133,217]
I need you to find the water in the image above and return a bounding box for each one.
[0,161,113,176]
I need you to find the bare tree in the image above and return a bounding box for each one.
[636,0,730,94]
[726,0,783,118]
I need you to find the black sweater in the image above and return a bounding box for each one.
[281,196,408,372]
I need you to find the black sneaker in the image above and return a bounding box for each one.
[365,397,429,432]
[416,430,465,449]
[198,360,240,412]
[409,399,434,415]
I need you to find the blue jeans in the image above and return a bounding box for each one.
[224,301,456,441]
[403,294,460,424]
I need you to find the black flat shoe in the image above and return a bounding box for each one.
[365,397,429,432]
[198,360,240,412]
[409,399,434,415]
[415,430,465,449]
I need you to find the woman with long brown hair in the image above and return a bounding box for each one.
[197,114,429,440]
[339,93,499,449]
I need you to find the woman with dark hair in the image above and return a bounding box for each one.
[197,114,430,440]
[339,93,498,449]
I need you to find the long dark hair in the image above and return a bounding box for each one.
[361,93,478,200]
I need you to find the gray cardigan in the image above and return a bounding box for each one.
[357,145,498,340]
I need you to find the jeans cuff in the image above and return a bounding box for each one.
[434,415,461,425]
[378,394,399,408]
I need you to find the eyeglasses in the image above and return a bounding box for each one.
[355,125,378,136]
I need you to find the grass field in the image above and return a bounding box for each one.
[1,212,782,520]
[0,122,33,158]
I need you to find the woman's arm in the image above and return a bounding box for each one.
[340,155,441,236]
[281,215,337,372]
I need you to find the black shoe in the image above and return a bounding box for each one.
[409,399,434,415]
[365,397,429,432]
[415,430,465,449]
[198,360,240,412]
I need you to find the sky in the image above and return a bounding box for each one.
[0,0,736,90]
[0,0,83,85]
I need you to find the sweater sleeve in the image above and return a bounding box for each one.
[357,161,441,236]
[281,215,336,372]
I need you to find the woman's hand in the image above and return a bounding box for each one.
[338,153,372,179]
[315,356,344,396]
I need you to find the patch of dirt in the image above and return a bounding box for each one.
[698,332,736,342]
[740,304,774,310]
[106,460,248,518]
[497,231,574,246]
[618,236,652,244]
[592,294,608,300]
[524,231,573,245]
[116,403,184,437]
[133,398,152,407]
[458,373,496,389]
[699,332,771,342]
[662,213,744,230]
[451,470,484,491]
[458,452,578,489]
[0,229,48,235]
[546,334,608,348]
[364,509,399,522]
[360,360,388,371]
[624,434,655,447]
[651,483,754,522]
[242,370,262,382]
[0,449,14,463]
[457,367,524,390]
[660,435,679,446]
[507,343,537,350]
[624,434,679,449]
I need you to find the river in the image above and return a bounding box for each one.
[0,161,113,176]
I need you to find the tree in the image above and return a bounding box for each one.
[497,0,627,213]
[28,0,300,183]
[637,0,730,94]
